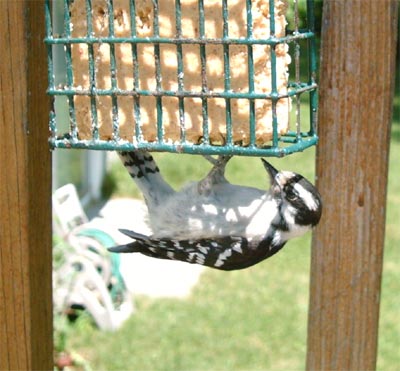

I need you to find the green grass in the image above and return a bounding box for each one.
[72,150,317,370]
[104,148,316,200]
[69,244,312,370]
[66,92,400,370]
[376,98,400,370]
[66,131,399,370]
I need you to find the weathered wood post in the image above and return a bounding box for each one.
[0,1,53,370]
[307,1,398,370]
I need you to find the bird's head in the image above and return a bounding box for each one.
[262,159,322,228]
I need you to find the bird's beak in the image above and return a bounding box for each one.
[261,159,278,185]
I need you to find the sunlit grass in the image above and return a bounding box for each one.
[67,82,400,370]
[66,126,400,369]
[376,92,400,371]
[69,237,313,370]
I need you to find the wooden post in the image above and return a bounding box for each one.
[307,1,398,370]
[0,1,53,370]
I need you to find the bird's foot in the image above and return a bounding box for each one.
[198,155,233,195]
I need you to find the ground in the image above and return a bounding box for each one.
[97,198,204,298]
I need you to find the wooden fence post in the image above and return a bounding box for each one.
[306,1,398,370]
[0,1,53,370]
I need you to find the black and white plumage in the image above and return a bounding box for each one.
[109,151,322,271]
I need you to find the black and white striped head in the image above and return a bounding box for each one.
[262,159,322,228]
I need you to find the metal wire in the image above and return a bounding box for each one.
[45,0,318,157]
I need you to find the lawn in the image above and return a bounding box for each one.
[70,151,316,371]
[66,103,400,370]
[56,2,399,368]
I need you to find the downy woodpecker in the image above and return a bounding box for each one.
[109,151,322,271]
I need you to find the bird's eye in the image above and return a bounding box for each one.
[285,188,298,201]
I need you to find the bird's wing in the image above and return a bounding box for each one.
[109,229,286,271]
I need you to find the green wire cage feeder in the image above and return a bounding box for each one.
[45,0,318,157]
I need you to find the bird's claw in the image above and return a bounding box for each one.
[198,155,233,195]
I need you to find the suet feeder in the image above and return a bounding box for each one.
[45,0,318,156]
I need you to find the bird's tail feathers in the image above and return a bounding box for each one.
[108,243,138,253]
[118,229,148,240]
[108,229,171,260]
[107,229,148,253]
[118,151,174,206]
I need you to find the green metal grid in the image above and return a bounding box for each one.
[45,0,318,157]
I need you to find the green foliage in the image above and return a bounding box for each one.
[286,0,323,34]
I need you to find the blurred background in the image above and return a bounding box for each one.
[52,1,400,370]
